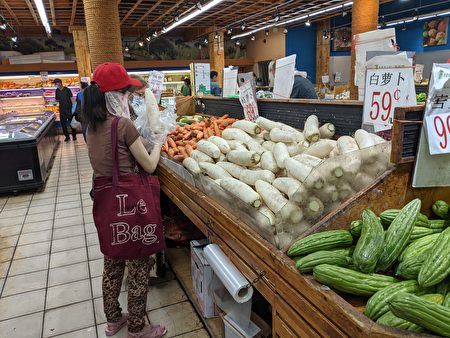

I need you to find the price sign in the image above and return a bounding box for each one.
[40,71,48,81]
[363,67,416,127]
[239,80,259,122]
[426,112,450,154]
[148,71,164,103]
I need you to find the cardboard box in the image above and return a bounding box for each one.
[191,239,219,318]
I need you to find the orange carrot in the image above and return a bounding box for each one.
[185,144,194,155]
[220,114,229,119]
[168,148,175,158]
[213,121,220,137]
[179,147,188,158]
[173,155,184,162]
[196,131,204,140]
[167,137,177,148]
[175,140,185,146]
[164,140,169,151]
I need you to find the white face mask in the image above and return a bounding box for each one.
[105,91,131,119]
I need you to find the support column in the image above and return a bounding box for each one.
[209,30,225,88]
[70,27,92,79]
[83,0,123,68]
[316,19,331,90]
[349,0,379,99]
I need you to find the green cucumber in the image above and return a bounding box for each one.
[293,248,353,273]
[380,209,429,227]
[398,233,440,262]
[287,230,353,257]
[432,200,450,219]
[410,226,441,241]
[350,219,362,237]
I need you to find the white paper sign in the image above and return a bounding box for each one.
[321,75,330,84]
[222,67,238,97]
[363,66,416,127]
[148,71,164,103]
[414,64,424,83]
[239,81,259,122]
[273,55,296,99]
[192,63,211,95]
[40,71,48,81]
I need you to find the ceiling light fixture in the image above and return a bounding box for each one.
[241,23,246,30]
[401,23,407,31]
[0,16,6,30]
[250,34,255,41]
[215,31,220,39]
[138,40,144,47]
[196,2,202,10]
[204,38,208,44]
[146,35,151,42]
[33,0,52,35]
[274,7,280,22]
[413,9,419,21]
[264,28,269,36]
[162,0,225,34]
[305,18,311,26]
[283,26,288,34]
[227,26,232,34]
[235,40,241,46]
[11,36,17,43]
[124,45,129,52]
[153,31,158,37]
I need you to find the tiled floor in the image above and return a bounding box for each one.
[0,138,210,338]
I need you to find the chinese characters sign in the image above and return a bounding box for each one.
[363,67,416,128]
[148,71,164,104]
[239,80,259,122]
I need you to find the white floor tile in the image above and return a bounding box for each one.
[0,261,9,278]
[46,279,92,309]
[14,241,50,259]
[87,245,102,260]
[56,194,81,204]
[0,235,18,249]
[28,204,56,215]
[146,280,187,311]
[50,247,87,269]
[57,188,80,198]
[6,195,32,204]
[0,207,28,218]
[8,254,49,276]
[43,301,95,337]
[0,224,22,237]
[0,215,25,228]
[93,291,127,324]
[86,233,99,246]
[2,270,48,296]
[25,212,54,223]
[18,229,52,246]
[53,326,97,338]
[84,223,96,234]
[176,329,210,338]
[0,311,43,338]
[55,207,82,219]
[0,289,45,320]
[22,219,54,233]
[88,258,103,278]
[0,247,14,263]
[52,235,86,253]
[54,215,84,229]
[53,225,84,240]
[91,276,103,298]
[48,262,89,287]
[83,214,94,224]
[29,197,56,207]
[56,200,82,211]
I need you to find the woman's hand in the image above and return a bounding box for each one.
[129,137,162,174]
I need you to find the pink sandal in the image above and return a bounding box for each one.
[105,313,129,336]
[128,324,167,338]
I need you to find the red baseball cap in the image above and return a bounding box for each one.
[92,62,142,92]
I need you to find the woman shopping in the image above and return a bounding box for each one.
[82,62,167,338]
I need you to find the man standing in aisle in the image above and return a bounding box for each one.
[210,70,221,96]
[54,78,77,142]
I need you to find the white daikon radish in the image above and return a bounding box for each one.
[315,185,339,203]
[280,201,304,223]
[350,172,375,191]
[227,150,261,167]
[319,123,335,139]
[370,133,386,145]
[217,153,226,162]
[329,146,339,158]
[269,128,299,143]
[272,177,301,198]
[239,169,275,186]
[303,115,320,143]
[182,157,201,175]
[145,88,160,128]
[259,206,275,227]
[275,232,294,250]
[232,120,261,135]
[290,184,308,205]
[262,131,271,141]
[198,162,232,180]
[305,197,324,219]
[304,139,337,159]
[227,140,247,151]
[337,181,354,200]
[303,170,325,190]
[336,153,361,175]
[278,123,305,141]
[260,151,278,173]
[273,142,290,169]
[216,162,245,178]
[246,138,266,155]
[208,136,231,154]
[256,116,281,131]
[215,179,222,185]
[190,150,214,163]
[354,129,376,149]
[262,140,276,152]
[337,136,359,154]
[285,158,313,182]
[252,136,265,145]
[255,180,288,214]
[292,153,323,168]
[220,178,262,208]
[222,128,252,142]
[361,161,388,177]
[197,140,221,159]
[286,142,308,156]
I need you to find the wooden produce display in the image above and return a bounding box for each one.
[157,104,446,338]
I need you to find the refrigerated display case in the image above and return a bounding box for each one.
[0,111,58,193]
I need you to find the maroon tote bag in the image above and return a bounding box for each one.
[92,117,165,260]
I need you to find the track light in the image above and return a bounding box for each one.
[283,26,288,34]
[204,38,208,44]
[401,23,407,31]
[0,16,6,30]
[11,36,17,43]
[174,11,179,22]
[274,8,280,22]
[322,30,328,39]
[214,31,219,39]
[413,9,419,21]
[146,36,151,42]
[153,31,158,37]
[196,2,202,10]
[251,34,255,41]
[241,23,246,30]
[235,40,241,46]
[227,26,232,34]
[138,40,144,47]
[264,29,269,36]
[124,45,129,52]
[305,19,311,26]
[380,16,386,28]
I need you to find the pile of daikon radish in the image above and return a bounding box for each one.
[181,115,390,248]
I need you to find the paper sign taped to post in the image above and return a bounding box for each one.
[148,71,164,103]
[239,80,259,122]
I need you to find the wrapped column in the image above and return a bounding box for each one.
[83,0,123,67]
[349,0,379,99]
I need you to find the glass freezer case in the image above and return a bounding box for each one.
[0,111,59,193]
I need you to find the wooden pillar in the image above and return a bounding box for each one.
[71,27,92,79]
[316,19,331,89]
[83,0,123,68]
[209,30,225,88]
[350,0,379,99]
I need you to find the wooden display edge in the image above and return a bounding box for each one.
[194,95,363,106]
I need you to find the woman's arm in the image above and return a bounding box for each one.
[129,137,162,174]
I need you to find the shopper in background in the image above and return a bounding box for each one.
[290,72,318,100]
[181,78,191,96]
[210,70,221,96]
[54,78,77,142]
[128,75,148,121]
[72,82,89,142]
[82,62,167,338]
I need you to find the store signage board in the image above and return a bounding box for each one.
[239,80,259,122]
[362,54,416,131]
[413,63,450,187]
[191,63,211,96]
[80,77,90,84]
[40,71,48,81]
[223,66,239,97]
[148,71,164,103]
[273,54,296,99]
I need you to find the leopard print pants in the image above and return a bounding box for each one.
[103,256,152,333]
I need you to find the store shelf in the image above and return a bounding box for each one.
[0,96,43,100]
[166,247,223,338]
[0,88,42,92]
[0,105,44,109]
[165,81,184,85]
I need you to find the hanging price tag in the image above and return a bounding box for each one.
[148,71,164,104]
[363,67,416,128]
[239,80,259,122]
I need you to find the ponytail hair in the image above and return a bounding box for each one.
[82,82,107,131]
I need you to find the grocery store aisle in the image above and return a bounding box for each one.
[0,138,209,338]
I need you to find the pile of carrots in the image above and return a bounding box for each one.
[162,114,238,162]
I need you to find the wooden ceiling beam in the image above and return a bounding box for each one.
[147,0,184,29]
[132,0,164,27]
[24,0,40,26]
[70,0,78,26]
[120,0,144,25]
[49,0,56,25]
[0,0,21,25]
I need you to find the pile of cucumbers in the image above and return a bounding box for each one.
[288,199,450,337]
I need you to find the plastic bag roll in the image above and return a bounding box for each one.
[203,244,253,304]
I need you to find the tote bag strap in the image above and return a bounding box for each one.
[111,116,121,187]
